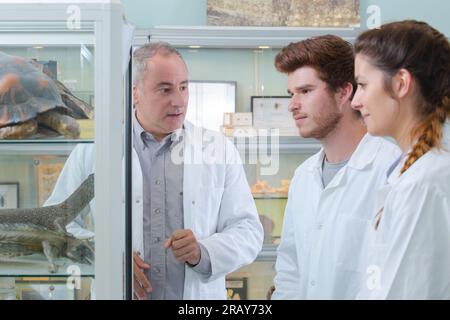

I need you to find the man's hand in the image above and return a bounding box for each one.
[164,229,201,266]
[133,251,152,300]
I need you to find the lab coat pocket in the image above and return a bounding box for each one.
[199,278,227,300]
[364,228,388,271]
[334,215,372,272]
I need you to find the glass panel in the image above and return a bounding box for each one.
[186,80,236,132]
[245,152,313,243]
[179,47,286,114]
[227,260,276,300]
[0,34,95,299]
[0,142,95,295]
[179,46,320,299]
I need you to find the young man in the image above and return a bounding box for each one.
[271,35,401,299]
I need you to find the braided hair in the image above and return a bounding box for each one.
[355,20,450,175]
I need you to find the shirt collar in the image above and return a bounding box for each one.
[386,153,406,185]
[132,110,184,151]
[132,109,146,144]
[308,133,380,172]
[385,120,450,185]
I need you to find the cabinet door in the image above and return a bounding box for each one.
[168,44,321,299]
[232,138,319,299]
[0,1,125,300]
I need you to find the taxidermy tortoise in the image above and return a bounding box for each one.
[0,51,94,139]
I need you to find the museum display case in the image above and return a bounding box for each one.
[0,0,125,300]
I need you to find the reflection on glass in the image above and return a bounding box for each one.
[227,261,276,300]
[186,81,236,132]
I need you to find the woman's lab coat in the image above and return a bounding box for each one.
[359,121,450,299]
[46,121,263,300]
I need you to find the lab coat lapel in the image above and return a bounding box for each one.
[182,121,201,231]
[131,147,144,255]
[327,134,380,190]
[309,149,348,191]
[181,122,203,299]
[308,149,326,190]
[324,166,348,190]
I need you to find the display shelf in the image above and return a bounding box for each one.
[0,140,93,144]
[0,140,93,155]
[232,136,321,154]
[148,26,359,48]
[0,21,95,46]
[257,244,278,261]
[252,194,287,199]
[0,255,94,278]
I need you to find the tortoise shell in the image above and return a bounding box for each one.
[0,51,90,128]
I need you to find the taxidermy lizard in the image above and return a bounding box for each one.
[0,174,94,272]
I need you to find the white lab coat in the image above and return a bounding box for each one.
[272,134,401,299]
[358,121,450,300]
[45,121,263,300]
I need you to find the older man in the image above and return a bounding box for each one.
[46,42,263,300]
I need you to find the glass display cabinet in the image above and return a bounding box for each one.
[144,25,358,299]
[0,0,125,300]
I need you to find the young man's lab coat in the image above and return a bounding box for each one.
[272,134,401,299]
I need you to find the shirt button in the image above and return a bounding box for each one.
[153,237,160,243]
[136,199,140,204]
[154,267,160,273]
[310,280,316,286]
[317,223,323,230]
[192,201,195,205]
[155,179,161,185]
[154,208,161,214]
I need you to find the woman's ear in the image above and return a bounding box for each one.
[336,82,354,104]
[393,68,413,99]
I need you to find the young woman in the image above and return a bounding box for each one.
[351,20,450,299]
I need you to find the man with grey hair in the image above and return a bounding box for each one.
[45,42,263,300]
[130,42,263,300]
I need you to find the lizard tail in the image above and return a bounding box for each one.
[58,173,95,224]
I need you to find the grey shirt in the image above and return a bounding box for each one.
[132,112,211,300]
[321,156,349,188]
